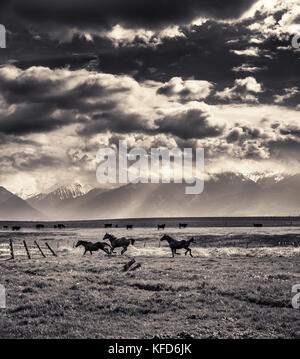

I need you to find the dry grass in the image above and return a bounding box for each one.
[0,243,300,339]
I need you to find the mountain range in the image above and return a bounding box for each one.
[1,173,300,220]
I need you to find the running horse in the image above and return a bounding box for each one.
[103,233,135,255]
[160,234,194,257]
[75,240,111,256]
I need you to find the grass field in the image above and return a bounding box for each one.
[0,241,300,339]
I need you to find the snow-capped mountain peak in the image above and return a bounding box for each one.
[51,183,86,200]
[28,182,88,202]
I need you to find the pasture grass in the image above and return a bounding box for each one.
[0,247,299,338]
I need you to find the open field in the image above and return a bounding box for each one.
[0,227,300,339]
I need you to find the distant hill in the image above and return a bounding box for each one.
[0,187,44,220]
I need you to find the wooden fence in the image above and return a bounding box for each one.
[0,240,57,260]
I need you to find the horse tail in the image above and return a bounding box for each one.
[130,239,135,245]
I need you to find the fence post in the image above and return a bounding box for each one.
[9,239,14,259]
[123,258,135,272]
[23,240,31,259]
[45,242,57,257]
[130,263,141,271]
[34,241,46,258]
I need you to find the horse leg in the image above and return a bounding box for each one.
[90,250,93,255]
[102,247,110,255]
[188,248,193,257]
[171,248,175,257]
[83,249,87,256]
[121,246,128,255]
[110,246,116,254]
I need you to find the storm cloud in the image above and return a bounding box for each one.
[2,0,258,30]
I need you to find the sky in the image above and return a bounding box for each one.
[0,0,300,197]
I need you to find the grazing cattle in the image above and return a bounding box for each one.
[75,240,111,256]
[126,224,133,230]
[157,224,166,230]
[104,223,113,228]
[12,226,21,231]
[103,233,135,255]
[57,224,65,229]
[36,224,45,229]
[160,234,194,257]
[179,223,188,229]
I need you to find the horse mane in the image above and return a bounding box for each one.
[105,233,116,239]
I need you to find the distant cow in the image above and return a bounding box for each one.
[157,224,166,230]
[36,224,45,229]
[104,223,113,228]
[57,224,65,229]
[12,226,21,231]
[179,223,188,229]
[126,224,133,230]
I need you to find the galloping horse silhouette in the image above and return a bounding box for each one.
[75,240,111,256]
[103,233,135,255]
[160,234,194,257]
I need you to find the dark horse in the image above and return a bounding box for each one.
[160,234,194,257]
[75,240,111,256]
[157,224,166,230]
[103,233,135,255]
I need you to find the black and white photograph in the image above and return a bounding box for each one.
[0,0,300,345]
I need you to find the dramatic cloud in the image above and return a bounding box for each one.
[274,87,299,104]
[157,77,213,101]
[2,0,258,32]
[231,47,261,57]
[0,65,143,135]
[215,77,263,103]
[155,102,225,140]
[232,64,264,73]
